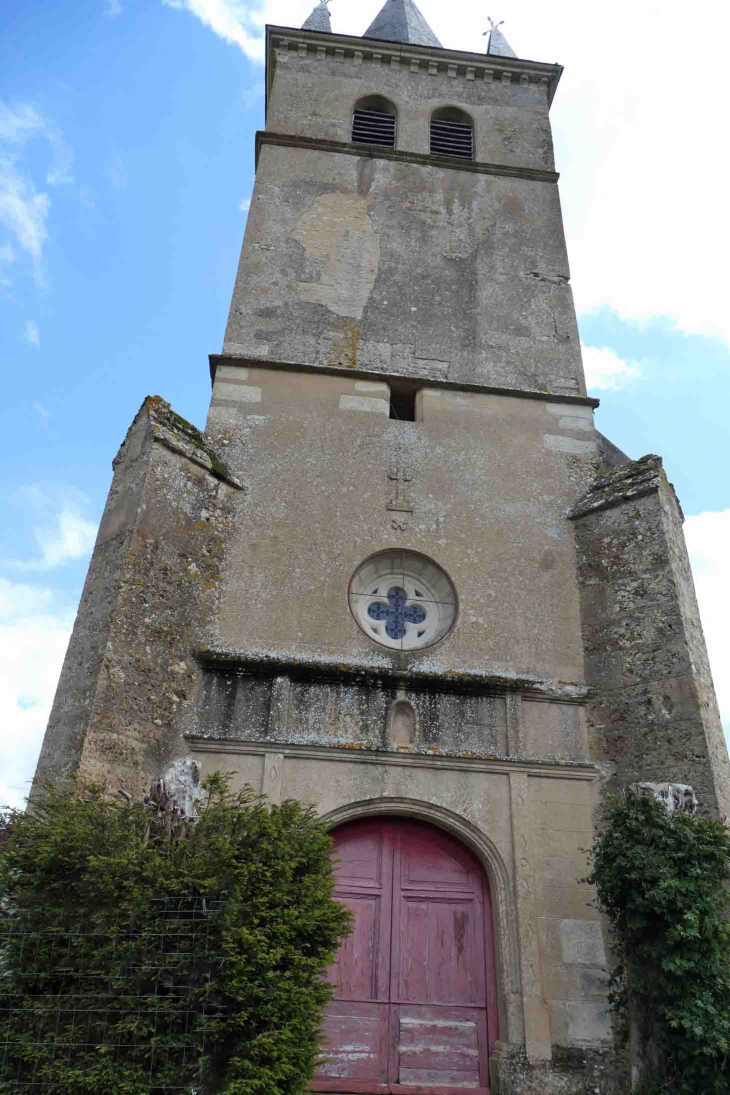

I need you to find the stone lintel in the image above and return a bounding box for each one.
[197,645,588,701]
[255,129,561,184]
[208,354,600,410]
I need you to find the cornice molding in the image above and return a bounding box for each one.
[255,130,560,184]
[186,736,599,779]
[196,644,589,702]
[208,353,599,410]
[265,24,563,108]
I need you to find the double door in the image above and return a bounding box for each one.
[313,817,496,1094]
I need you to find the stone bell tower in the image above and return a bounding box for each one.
[34,2,730,1092]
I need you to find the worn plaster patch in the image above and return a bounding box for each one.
[214,382,262,403]
[544,435,598,456]
[355,380,390,395]
[290,192,380,320]
[338,394,389,415]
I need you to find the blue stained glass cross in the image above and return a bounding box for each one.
[367,585,426,640]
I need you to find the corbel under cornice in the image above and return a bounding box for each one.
[264,23,563,116]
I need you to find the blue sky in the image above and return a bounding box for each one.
[2,0,729,807]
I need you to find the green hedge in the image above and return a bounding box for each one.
[589,791,730,1094]
[0,774,350,1094]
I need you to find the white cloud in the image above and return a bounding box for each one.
[0,577,74,809]
[24,319,40,347]
[5,486,98,572]
[581,343,641,392]
[162,0,269,60]
[0,101,73,279]
[238,197,250,213]
[33,401,51,419]
[685,510,730,735]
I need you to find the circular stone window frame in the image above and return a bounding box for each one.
[348,549,459,652]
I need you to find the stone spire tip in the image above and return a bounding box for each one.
[302,0,331,33]
[483,16,517,59]
[363,0,442,49]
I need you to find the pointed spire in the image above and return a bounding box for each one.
[302,0,331,33]
[484,17,516,58]
[363,0,442,49]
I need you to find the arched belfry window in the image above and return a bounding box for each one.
[351,95,396,149]
[430,106,474,160]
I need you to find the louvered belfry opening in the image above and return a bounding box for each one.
[351,95,397,149]
[430,106,474,160]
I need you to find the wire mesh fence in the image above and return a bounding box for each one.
[0,897,226,1093]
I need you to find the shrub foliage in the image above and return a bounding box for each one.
[589,791,730,1094]
[0,775,350,1094]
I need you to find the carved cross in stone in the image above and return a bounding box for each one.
[387,467,413,514]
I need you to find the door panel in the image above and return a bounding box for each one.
[315,821,393,1089]
[328,894,384,1001]
[313,818,494,1094]
[391,1005,485,1090]
[396,898,479,1004]
[317,1000,390,1086]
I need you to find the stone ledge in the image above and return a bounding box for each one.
[197,644,588,701]
[186,736,599,779]
[567,454,663,520]
[208,354,600,409]
[255,130,561,183]
[145,396,244,490]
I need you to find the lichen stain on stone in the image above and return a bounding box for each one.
[330,320,361,368]
[289,192,380,320]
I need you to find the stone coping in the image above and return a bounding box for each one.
[208,354,600,410]
[568,454,664,520]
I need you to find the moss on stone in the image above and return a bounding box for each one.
[144,396,242,488]
[568,453,663,520]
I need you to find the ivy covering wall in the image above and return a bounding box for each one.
[0,775,350,1094]
[589,791,730,1094]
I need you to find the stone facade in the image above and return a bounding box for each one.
[34,14,729,1095]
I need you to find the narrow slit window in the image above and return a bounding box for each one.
[430,107,474,160]
[351,95,396,150]
[389,387,417,422]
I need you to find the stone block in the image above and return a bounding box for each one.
[549,1001,612,1046]
[559,919,607,966]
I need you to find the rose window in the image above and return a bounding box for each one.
[349,550,457,651]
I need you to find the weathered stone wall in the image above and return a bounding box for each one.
[491,1043,628,1094]
[266,35,557,170]
[204,364,598,685]
[222,31,584,397]
[570,456,730,819]
[33,398,243,800]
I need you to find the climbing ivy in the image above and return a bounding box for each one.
[0,775,350,1094]
[588,791,730,1094]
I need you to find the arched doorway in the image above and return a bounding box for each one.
[313,817,498,1094]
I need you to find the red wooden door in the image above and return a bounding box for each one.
[314,818,496,1095]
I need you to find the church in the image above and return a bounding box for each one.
[33,2,730,1091]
